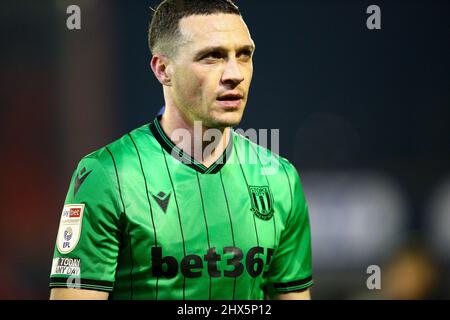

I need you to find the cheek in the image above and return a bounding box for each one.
[172,64,224,106]
[185,68,219,101]
[173,69,201,100]
[244,64,254,85]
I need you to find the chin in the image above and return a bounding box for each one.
[210,112,243,128]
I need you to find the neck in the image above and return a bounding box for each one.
[159,104,231,168]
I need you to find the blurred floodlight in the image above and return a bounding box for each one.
[426,176,450,261]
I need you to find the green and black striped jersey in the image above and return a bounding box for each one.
[49,116,313,300]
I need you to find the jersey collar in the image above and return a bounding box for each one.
[149,116,234,174]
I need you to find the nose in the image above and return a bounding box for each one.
[221,58,244,87]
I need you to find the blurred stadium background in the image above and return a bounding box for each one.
[0,0,449,299]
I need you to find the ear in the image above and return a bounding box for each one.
[150,54,172,86]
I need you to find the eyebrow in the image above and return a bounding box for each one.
[194,44,255,59]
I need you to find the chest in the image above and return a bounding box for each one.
[120,165,290,277]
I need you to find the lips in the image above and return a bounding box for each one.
[217,93,244,101]
[216,92,244,109]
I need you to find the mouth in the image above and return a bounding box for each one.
[216,93,244,108]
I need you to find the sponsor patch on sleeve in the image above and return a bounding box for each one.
[57,204,84,254]
[51,257,81,276]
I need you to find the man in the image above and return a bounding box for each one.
[49,0,313,300]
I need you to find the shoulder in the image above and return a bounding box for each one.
[73,124,150,181]
[81,124,149,166]
[232,129,298,178]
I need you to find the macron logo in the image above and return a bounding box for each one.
[74,167,92,196]
[152,191,171,213]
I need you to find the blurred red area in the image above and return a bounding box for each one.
[0,69,63,299]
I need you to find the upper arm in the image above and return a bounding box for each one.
[50,288,109,300]
[264,161,314,295]
[49,153,122,294]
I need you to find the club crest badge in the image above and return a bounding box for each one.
[249,186,274,221]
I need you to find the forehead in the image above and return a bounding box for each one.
[178,14,254,51]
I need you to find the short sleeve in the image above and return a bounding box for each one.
[49,153,122,292]
[265,162,313,294]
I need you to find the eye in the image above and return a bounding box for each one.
[202,51,223,60]
[238,49,253,60]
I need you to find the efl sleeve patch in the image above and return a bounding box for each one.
[56,204,84,254]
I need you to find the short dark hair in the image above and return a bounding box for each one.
[148,0,241,57]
